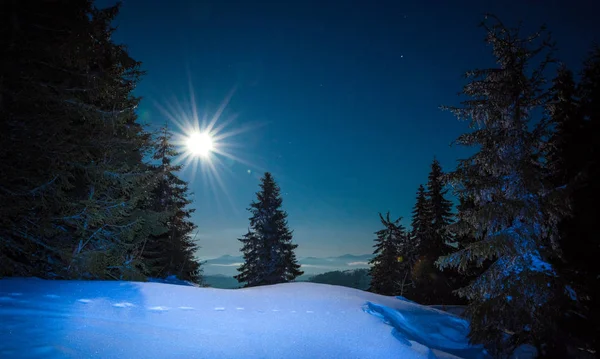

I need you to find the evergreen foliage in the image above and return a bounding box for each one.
[235,172,303,287]
[437,15,568,354]
[545,49,600,356]
[426,158,454,254]
[571,47,600,356]
[410,184,431,254]
[0,1,162,280]
[143,125,202,284]
[368,212,411,296]
[410,159,460,305]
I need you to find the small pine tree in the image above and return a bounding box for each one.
[410,184,431,252]
[235,172,302,287]
[437,15,568,354]
[143,125,202,284]
[368,212,410,296]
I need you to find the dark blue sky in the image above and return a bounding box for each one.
[99,0,599,258]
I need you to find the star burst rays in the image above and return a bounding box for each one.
[152,81,257,211]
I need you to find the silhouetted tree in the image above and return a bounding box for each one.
[410,184,431,254]
[411,159,459,305]
[368,212,410,296]
[426,158,454,255]
[143,125,202,283]
[544,49,600,357]
[437,15,568,355]
[0,1,162,280]
[235,172,302,287]
[571,46,600,356]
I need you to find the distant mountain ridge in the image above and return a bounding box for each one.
[202,254,373,276]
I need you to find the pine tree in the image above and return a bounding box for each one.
[545,49,600,356]
[235,172,302,287]
[143,125,202,284]
[436,16,568,354]
[408,184,431,302]
[426,158,454,255]
[0,1,161,280]
[411,158,460,305]
[546,66,583,186]
[573,47,600,355]
[410,184,431,252]
[368,212,410,296]
[449,195,488,296]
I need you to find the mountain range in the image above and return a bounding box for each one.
[201,254,373,276]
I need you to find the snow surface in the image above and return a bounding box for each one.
[0,278,489,359]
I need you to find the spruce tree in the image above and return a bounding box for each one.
[407,184,430,302]
[368,212,410,296]
[448,195,488,297]
[0,1,161,280]
[546,66,583,186]
[546,50,600,356]
[410,184,431,252]
[437,16,568,354]
[235,172,302,287]
[426,158,454,255]
[143,125,202,284]
[411,158,460,305]
[573,47,600,355]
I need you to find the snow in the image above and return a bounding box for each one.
[0,278,489,359]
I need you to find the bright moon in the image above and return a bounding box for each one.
[186,132,213,157]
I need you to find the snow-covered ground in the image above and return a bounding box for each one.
[0,278,489,359]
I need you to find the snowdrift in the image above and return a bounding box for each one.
[0,278,489,359]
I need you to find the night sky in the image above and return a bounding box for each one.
[97,0,599,258]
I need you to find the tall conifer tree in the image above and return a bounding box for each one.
[411,158,459,305]
[437,16,568,353]
[235,172,302,287]
[425,158,454,256]
[410,184,431,252]
[0,1,161,279]
[545,50,600,356]
[143,125,202,283]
